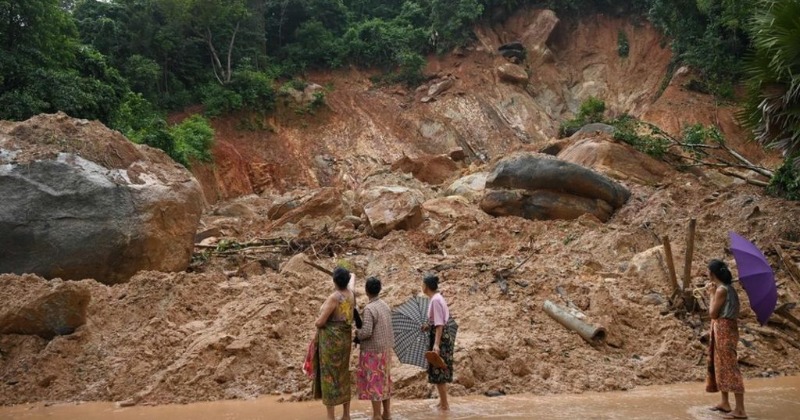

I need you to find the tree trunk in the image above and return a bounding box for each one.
[204,22,240,85]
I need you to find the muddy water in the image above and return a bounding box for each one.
[3,376,798,419]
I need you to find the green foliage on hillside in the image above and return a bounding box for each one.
[768,154,800,201]
[1,0,799,184]
[558,96,605,137]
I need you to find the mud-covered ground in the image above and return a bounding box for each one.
[2,165,800,406]
[2,5,800,409]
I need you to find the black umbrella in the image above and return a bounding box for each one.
[392,295,458,369]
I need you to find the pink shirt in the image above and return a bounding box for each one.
[428,293,450,326]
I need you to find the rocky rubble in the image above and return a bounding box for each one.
[2,128,799,407]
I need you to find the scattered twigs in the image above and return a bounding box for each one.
[492,254,534,295]
[193,230,366,261]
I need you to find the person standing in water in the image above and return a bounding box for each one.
[314,267,355,420]
[356,277,394,420]
[705,259,747,420]
[422,274,453,411]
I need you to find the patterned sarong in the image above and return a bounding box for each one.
[357,350,392,401]
[706,318,745,394]
[313,321,352,406]
[427,327,454,384]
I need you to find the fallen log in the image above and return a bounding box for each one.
[303,260,333,276]
[543,300,606,344]
[774,243,800,288]
[751,325,800,351]
[775,303,800,329]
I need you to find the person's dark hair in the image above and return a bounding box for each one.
[365,276,381,296]
[708,259,733,285]
[423,274,439,292]
[333,267,350,290]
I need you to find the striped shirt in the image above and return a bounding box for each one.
[356,297,395,352]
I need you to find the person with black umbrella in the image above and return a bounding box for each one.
[421,274,453,411]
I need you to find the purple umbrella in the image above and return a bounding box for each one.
[728,231,778,325]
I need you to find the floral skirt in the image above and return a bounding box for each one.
[357,350,392,401]
[313,322,352,406]
[427,327,454,384]
[706,318,745,394]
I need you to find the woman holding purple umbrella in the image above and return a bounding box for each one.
[705,259,747,419]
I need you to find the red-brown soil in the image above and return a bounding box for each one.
[2,6,799,409]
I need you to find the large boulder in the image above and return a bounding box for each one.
[480,153,630,222]
[444,172,488,202]
[558,136,672,185]
[481,189,615,221]
[271,187,347,224]
[361,187,424,238]
[0,274,92,339]
[0,113,205,284]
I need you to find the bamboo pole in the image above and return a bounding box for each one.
[661,235,680,293]
[543,300,606,344]
[683,218,697,290]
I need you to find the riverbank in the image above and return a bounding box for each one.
[3,376,798,419]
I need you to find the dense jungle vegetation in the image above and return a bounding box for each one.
[1,0,798,195]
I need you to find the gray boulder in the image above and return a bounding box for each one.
[481,189,615,222]
[0,113,205,284]
[480,153,630,222]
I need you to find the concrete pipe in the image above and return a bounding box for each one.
[543,300,606,344]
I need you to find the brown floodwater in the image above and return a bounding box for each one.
[2,376,798,419]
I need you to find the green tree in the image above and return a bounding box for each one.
[429,0,483,51]
[160,0,250,85]
[0,0,127,122]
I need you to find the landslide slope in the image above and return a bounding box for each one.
[192,8,768,203]
[2,7,799,408]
